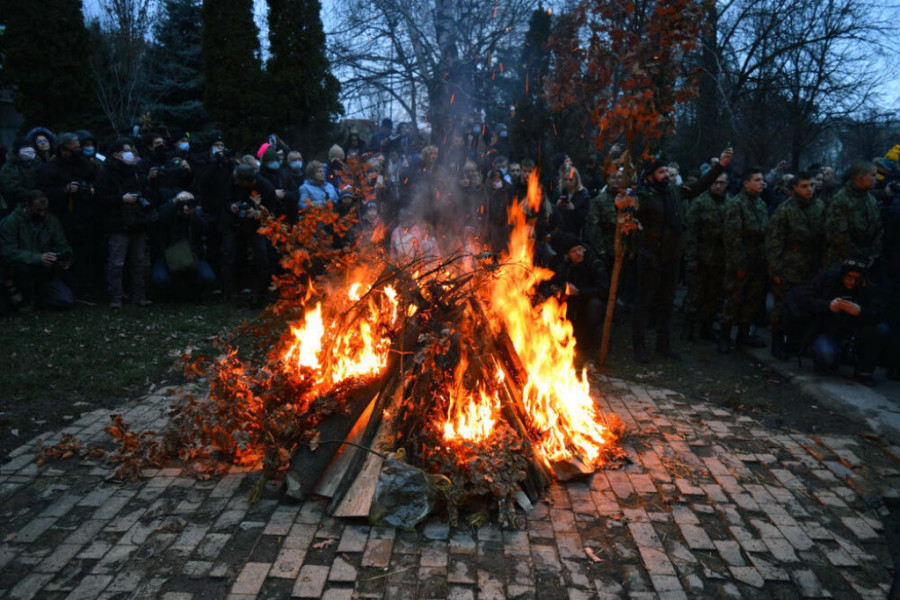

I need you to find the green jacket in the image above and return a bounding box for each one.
[723,189,768,272]
[684,190,727,266]
[0,205,72,267]
[765,194,824,284]
[0,153,40,207]
[586,189,618,259]
[823,182,883,268]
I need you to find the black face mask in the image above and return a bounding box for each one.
[154,145,167,160]
[652,180,669,193]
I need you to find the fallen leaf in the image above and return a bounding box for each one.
[585,547,603,563]
[311,538,335,550]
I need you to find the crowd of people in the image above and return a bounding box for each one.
[0,116,898,386]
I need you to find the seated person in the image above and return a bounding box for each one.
[781,257,888,386]
[151,191,215,299]
[543,232,609,354]
[0,190,74,310]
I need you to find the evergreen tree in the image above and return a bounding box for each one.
[202,0,263,149]
[512,7,553,166]
[265,0,342,153]
[2,0,93,131]
[146,0,210,136]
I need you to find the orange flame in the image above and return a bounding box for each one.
[283,282,399,388]
[488,170,613,469]
[442,356,499,443]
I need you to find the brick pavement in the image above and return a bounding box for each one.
[1,376,898,599]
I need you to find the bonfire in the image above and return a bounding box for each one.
[41,172,623,529]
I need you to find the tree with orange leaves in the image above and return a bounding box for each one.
[544,0,713,365]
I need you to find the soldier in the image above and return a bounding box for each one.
[683,172,729,341]
[719,168,769,353]
[823,161,882,269]
[631,147,733,363]
[765,172,825,359]
[586,165,622,273]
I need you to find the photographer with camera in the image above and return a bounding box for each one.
[220,164,278,305]
[781,257,888,386]
[0,190,74,311]
[37,132,101,301]
[96,139,153,308]
[150,191,214,300]
[192,135,236,285]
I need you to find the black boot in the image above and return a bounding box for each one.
[771,328,788,360]
[718,325,733,354]
[738,325,766,349]
[680,316,695,342]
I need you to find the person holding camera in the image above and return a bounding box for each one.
[192,135,236,284]
[781,257,888,386]
[220,164,278,305]
[37,132,101,301]
[96,139,153,308]
[150,191,214,299]
[0,190,74,311]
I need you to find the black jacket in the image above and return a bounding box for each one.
[96,158,150,233]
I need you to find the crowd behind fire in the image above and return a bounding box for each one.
[1,115,898,386]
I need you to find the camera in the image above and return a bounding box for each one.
[74,181,92,198]
[180,197,199,214]
[138,197,152,209]
[237,201,252,218]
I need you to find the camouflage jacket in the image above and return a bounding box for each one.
[823,182,883,268]
[723,189,768,271]
[684,190,727,266]
[586,189,618,259]
[765,194,825,284]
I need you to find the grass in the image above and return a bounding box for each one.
[0,302,257,458]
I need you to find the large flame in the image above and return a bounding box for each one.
[283,282,398,387]
[442,356,500,443]
[489,171,612,469]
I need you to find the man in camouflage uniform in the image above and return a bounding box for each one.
[823,161,883,269]
[631,148,733,363]
[719,167,769,353]
[586,165,623,273]
[765,172,825,359]
[684,172,729,341]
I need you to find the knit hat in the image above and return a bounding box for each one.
[642,158,668,178]
[261,146,279,165]
[328,144,346,161]
[550,231,583,255]
[256,142,271,160]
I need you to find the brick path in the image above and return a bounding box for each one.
[1,376,897,599]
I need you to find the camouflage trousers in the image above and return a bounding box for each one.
[722,266,766,327]
[770,279,799,331]
[685,263,724,327]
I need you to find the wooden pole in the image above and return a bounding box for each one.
[598,223,623,367]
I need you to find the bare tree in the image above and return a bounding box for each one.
[325,0,536,140]
[698,0,897,168]
[88,0,159,134]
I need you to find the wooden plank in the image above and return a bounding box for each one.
[313,396,376,498]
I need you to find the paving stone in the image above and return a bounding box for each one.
[669,504,699,525]
[477,568,505,599]
[791,568,832,598]
[778,525,815,551]
[65,574,114,600]
[263,507,298,536]
[839,516,879,540]
[763,537,800,563]
[448,556,477,584]
[291,564,329,598]
[14,516,56,543]
[674,478,704,496]
[678,523,716,551]
[639,547,676,575]
[37,543,81,573]
[231,562,271,595]
[713,540,745,566]
[362,536,393,568]
[450,530,476,555]
[8,572,53,600]
[649,573,683,593]
[606,471,635,499]
[328,555,358,582]
[628,522,662,548]
[337,524,369,553]
[421,541,448,567]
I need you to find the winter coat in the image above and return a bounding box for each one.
[0,205,72,267]
[0,152,40,207]
[95,158,151,234]
[765,194,825,284]
[823,182,883,268]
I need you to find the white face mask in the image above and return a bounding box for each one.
[18,147,36,161]
[120,151,137,165]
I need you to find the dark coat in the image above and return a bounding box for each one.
[95,158,150,233]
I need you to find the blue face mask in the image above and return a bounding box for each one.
[290,161,303,171]
[82,146,95,157]
[267,161,281,170]
[177,142,190,152]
